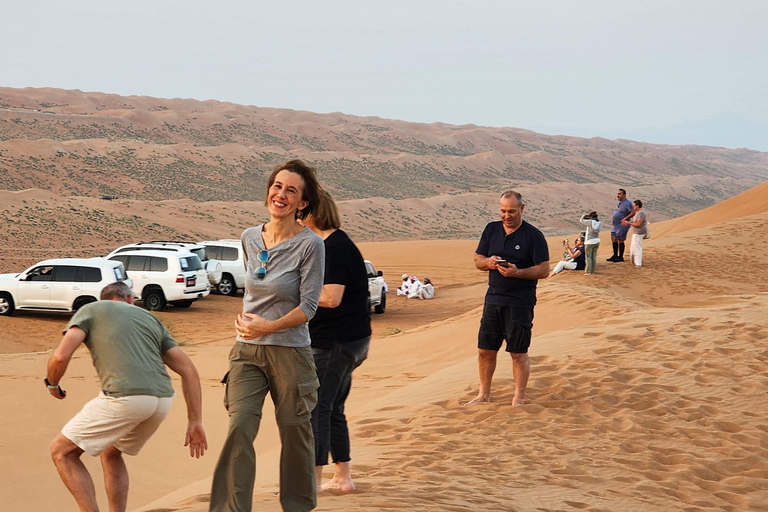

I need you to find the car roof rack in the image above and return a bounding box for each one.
[146,240,198,245]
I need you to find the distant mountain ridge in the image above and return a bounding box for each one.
[0,86,767,269]
[2,87,766,201]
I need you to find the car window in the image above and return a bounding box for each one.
[365,262,375,278]
[110,255,129,267]
[149,256,168,272]
[126,255,148,271]
[53,265,77,282]
[26,265,54,281]
[191,248,208,262]
[81,267,102,283]
[221,247,239,261]
[204,246,220,260]
[180,255,203,271]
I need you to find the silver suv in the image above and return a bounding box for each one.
[107,250,209,310]
[365,260,387,314]
[198,240,245,296]
[0,258,131,316]
[107,241,222,287]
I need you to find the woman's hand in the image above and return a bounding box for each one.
[235,313,272,340]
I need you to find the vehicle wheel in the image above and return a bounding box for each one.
[175,300,193,308]
[0,293,15,316]
[143,289,167,311]
[374,291,386,314]
[73,296,97,311]
[217,275,237,296]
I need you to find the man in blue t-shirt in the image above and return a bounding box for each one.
[607,188,634,262]
[466,191,550,406]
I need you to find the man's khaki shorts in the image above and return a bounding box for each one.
[61,392,173,456]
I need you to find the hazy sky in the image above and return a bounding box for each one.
[3,1,767,149]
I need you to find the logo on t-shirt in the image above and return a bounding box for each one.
[515,245,520,250]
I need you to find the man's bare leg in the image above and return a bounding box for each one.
[465,349,498,405]
[510,352,530,405]
[321,461,355,492]
[50,434,100,512]
[101,446,129,512]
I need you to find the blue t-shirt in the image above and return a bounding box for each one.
[475,220,550,309]
[612,199,634,228]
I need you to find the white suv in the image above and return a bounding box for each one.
[365,260,387,314]
[0,258,131,316]
[107,250,209,310]
[198,240,245,296]
[107,241,222,287]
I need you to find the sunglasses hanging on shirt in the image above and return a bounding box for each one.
[256,250,268,279]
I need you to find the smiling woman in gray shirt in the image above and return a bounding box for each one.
[238,223,324,347]
[209,160,325,512]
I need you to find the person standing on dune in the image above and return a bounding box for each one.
[46,281,207,512]
[466,191,549,406]
[301,190,370,494]
[209,159,324,512]
[622,199,648,268]
[607,188,634,262]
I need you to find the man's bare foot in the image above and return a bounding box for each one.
[512,396,525,405]
[463,395,490,406]
[320,477,355,493]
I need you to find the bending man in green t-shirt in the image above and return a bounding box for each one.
[45,281,207,512]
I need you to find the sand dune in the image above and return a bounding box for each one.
[652,179,768,238]
[2,184,768,511]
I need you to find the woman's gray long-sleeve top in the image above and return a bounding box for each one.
[238,224,325,347]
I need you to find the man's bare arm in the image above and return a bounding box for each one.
[162,346,208,458]
[498,260,550,280]
[475,253,499,272]
[46,327,87,399]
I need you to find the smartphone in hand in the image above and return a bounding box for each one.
[496,259,509,268]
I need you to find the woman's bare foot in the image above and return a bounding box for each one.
[320,461,356,492]
[320,476,355,492]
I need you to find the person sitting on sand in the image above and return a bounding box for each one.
[416,277,435,299]
[396,273,410,296]
[405,275,423,298]
[548,236,586,277]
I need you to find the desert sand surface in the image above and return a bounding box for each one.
[2,182,768,512]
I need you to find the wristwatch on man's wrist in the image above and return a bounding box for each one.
[44,377,66,396]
